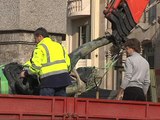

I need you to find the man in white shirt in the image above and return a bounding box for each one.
[116,38,150,101]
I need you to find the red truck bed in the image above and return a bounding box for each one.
[0,94,160,120]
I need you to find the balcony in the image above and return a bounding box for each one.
[67,0,90,19]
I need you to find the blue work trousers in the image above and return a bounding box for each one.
[40,87,66,97]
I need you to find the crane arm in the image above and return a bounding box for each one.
[103,0,160,44]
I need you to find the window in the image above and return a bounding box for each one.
[78,24,91,59]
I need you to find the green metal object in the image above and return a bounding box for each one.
[0,65,9,94]
[69,36,112,70]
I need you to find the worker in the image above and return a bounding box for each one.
[20,27,72,96]
[116,38,150,101]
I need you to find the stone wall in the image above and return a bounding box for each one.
[0,0,67,33]
[0,0,19,30]
[0,32,35,64]
[0,0,67,65]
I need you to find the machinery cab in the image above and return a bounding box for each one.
[103,0,150,44]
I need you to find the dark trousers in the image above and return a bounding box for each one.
[123,87,146,101]
[40,87,66,96]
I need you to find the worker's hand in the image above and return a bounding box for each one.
[20,71,26,78]
[115,88,124,100]
[115,94,123,100]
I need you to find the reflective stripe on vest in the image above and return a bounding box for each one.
[32,63,41,70]
[42,59,66,67]
[41,44,50,63]
[40,43,66,67]
[39,43,68,78]
[40,69,68,79]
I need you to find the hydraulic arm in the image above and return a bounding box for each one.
[103,0,150,43]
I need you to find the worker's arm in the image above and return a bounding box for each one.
[121,58,133,89]
[21,45,44,77]
[143,68,150,95]
[116,58,133,100]
[116,87,124,100]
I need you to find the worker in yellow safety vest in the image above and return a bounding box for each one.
[20,27,72,96]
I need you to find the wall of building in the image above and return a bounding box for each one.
[0,0,67,65]
[0,0,67,33]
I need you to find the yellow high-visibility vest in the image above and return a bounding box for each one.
[24,37,71,78]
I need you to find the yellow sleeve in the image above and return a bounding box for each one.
[23,46,44,75]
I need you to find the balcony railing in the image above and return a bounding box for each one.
[67,0,90,18]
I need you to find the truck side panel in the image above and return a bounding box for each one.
[0,95,160,119]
